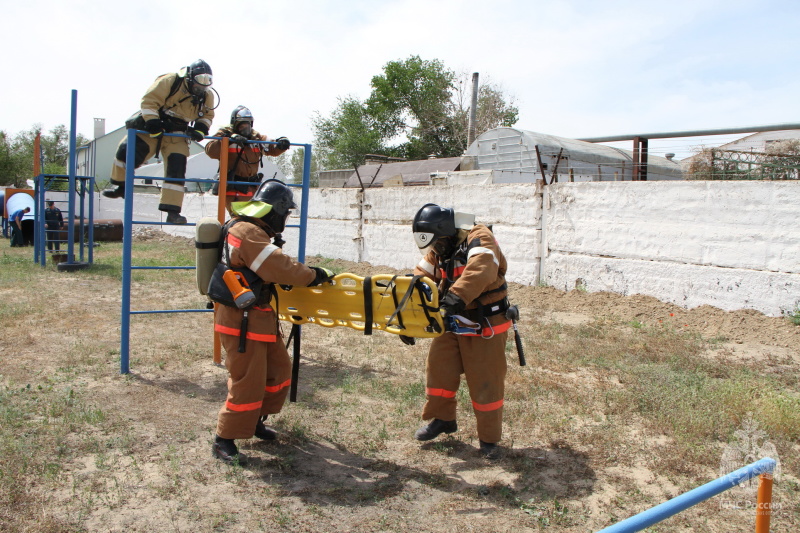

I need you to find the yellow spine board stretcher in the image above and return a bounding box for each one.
[275,273,444,338]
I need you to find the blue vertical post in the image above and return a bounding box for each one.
[120,127,136,374]
[298,144,312,263]
[35,175,44,265]
[87,177,94,264]
[66,90,77,264]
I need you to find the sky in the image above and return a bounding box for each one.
[2,0,799,161]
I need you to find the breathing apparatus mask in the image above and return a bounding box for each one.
[412,203,475,257]
[185,59,213,97]
[231,106,254,137]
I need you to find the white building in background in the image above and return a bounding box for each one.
[75,119,206,190]
[712,129,800,152]
[462,128,683,182]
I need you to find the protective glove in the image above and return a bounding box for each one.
[439,292,465,317]
[144,119,164,137]
[399,335,416,346]
[187,128,205,142]
[230,134,248,147]
[307,266,334,286]
[275,137,291,151]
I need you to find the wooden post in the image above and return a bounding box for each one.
[213,137,230,365]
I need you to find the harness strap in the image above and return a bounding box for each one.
[363,276,373,335]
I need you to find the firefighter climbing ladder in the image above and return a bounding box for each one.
[117,127,313,399]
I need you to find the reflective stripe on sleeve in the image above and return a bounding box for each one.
[426,387,457,399]
[250,243,278,272]
[472,398,504,412]
[467,246,499,266]
[417,258,435,275]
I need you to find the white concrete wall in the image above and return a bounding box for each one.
[95,180,800,317]
[541,181,800,317]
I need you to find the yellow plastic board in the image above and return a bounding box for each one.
[275,273,443,338]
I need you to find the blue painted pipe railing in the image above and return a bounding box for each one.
[597,457,776,532]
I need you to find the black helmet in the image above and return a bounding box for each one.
[230,106,254,128]
[412,203,456,255]
[252,179,297,233]
[186,59,213,96]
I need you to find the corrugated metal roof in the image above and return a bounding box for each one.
[465,128,682,179]
[343,157,462,188]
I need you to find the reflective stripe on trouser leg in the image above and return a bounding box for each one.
[110,133,157,186]
[462,331,508,443]
[216,332,270,440]
[158,139,189,212]
[260,335,292,415]
[421,332,463,422]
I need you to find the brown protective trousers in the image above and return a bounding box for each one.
[215,308,292,440]
[109,132,189,213]
[422,329,508,444]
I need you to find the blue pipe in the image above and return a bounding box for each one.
[67,90,77,264]
[120,127,136,374]
[597,457,776,532]
[298,144,311,264]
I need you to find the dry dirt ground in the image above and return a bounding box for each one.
[1,230,798,532]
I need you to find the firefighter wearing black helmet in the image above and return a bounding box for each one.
[405,203,511,459]
[212,179,333,465]
[102,59,216,224]
[205,105,290,214]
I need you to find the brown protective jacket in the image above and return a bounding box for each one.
[214,217,316,439]
[414,224,509,328]
[214,217,316,337]
[206,126,288,179]
[140,72,215,133]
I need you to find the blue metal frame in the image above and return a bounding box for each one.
[119,132,311,374]
[596,457,776,532]
[34,90,95,267]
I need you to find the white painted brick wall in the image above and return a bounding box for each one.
[93,180,800,317]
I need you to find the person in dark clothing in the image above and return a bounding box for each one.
[10,206,30,247]
[44,200,64,251]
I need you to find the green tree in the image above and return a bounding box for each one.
[312,56,518,170]
[0,125,89,187]
[312,96,385,170]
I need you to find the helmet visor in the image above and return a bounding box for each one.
[414,232,435,251]
[193,73,213,87]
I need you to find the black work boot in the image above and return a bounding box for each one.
[102,185,125,199]
[165,211,187,225]
[414,419,458,441]
[254,416,277,441]
[479,440,501,460]
[212,435,248,465]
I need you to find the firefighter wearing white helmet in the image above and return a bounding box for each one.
[212,179,333,465]
[405,203,511,460]
[102,59,216,225]
[205,106,290,214]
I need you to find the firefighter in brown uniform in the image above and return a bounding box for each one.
[405,203,511,459]
[211,179,333,465]
[205,106,291,214]
[102,59,216,224]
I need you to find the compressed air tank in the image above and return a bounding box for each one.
[195,217,222,295]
